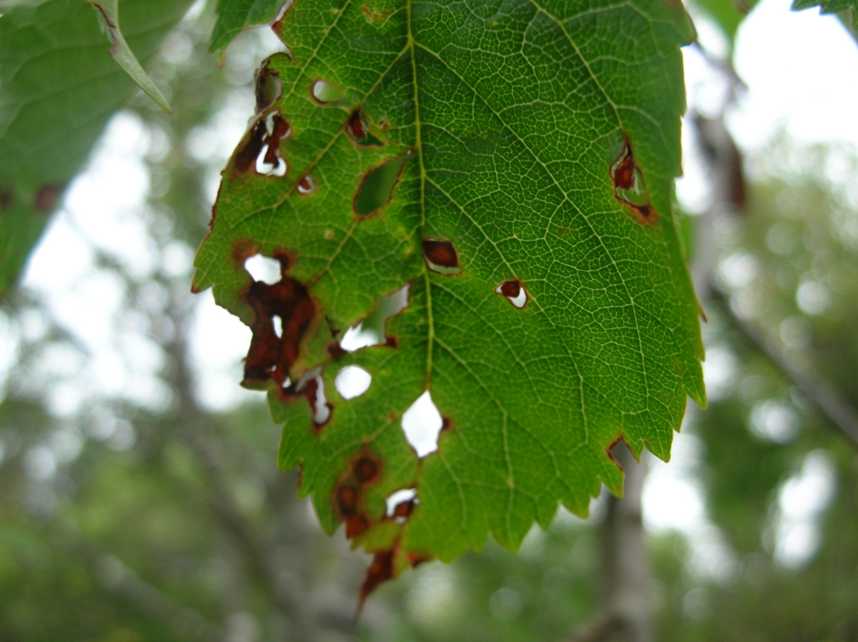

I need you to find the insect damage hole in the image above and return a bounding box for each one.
[346,109,384,146]
[256,145,287,176]
[353,157,405,216]
[311,79,345,104]
[297,175,315,195]
[385,488,417,523]
[401,391,442,457]
[340,285,409,351]
[297,370,331,426]
[496,280,528,308]
[422,239,460,274]
[334,365,372,399]
[244,255,282,284]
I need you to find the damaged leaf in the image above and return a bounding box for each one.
[194,0,705,598]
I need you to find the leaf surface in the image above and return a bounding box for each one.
[195,0,705,593]
[0,0,191,296]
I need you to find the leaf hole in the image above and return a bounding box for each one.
[422,239,460,274]
[256,145,287,176]
[244,254,282,284]
[385,488,417,522]
[610,138,659,225]
[347,109,384,146]
[272,315,283,338]
[297,370,331,427]
[255,66,282,112]
[297,174,315,195]
[353,157,405,216]
[401,391,442,457]
[311,79,345,104]
[334,365,372,399]
[496,280,528,308]
[340,285,409,351]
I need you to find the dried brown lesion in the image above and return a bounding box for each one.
[235,246,318,389]
[611,138,659,225]
[422,239,460,274]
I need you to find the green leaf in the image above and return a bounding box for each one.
[0,0,192,297]
[691,0,758,49]
[792,0,858,27]
[88,0,171,112]
[210,0,286,52]
[194,0,705,593]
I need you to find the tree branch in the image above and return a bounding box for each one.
[708,282,858,451]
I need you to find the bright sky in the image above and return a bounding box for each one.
[4,0,857,575]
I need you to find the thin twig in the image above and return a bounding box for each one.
[709,281,858,451]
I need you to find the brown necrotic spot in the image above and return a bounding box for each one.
[234,121,267,173]
[422,239,459,274]
[606,435,626,472]
[353,157,405,217]
[496,279,528,308]
[336,484,359,516]
[34,184,61,212]
[297,175,315,195]
[266,114,291,161]
[360,550,394,604]
[241,261,317,387]
[345,515,370,538]
[610,137,659,225]
[271,1,293,38]
[0,189,12,211]
[361,4,393,23]
[392,498,415,519]
[346,108,384,146]
[327,341,346,359]
[611,139,636,190]
[232,239,261,267]
[353,456,380,485]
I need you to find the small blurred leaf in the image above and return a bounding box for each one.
[88,0,171,112]
[792,0,858,28]
[692,0,758,49]
[210,0,286,52]
[0,0,192,297]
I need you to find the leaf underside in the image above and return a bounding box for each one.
[195,0,705,594]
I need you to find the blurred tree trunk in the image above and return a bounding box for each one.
[568,443,650,642]
[601,445,650,642]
